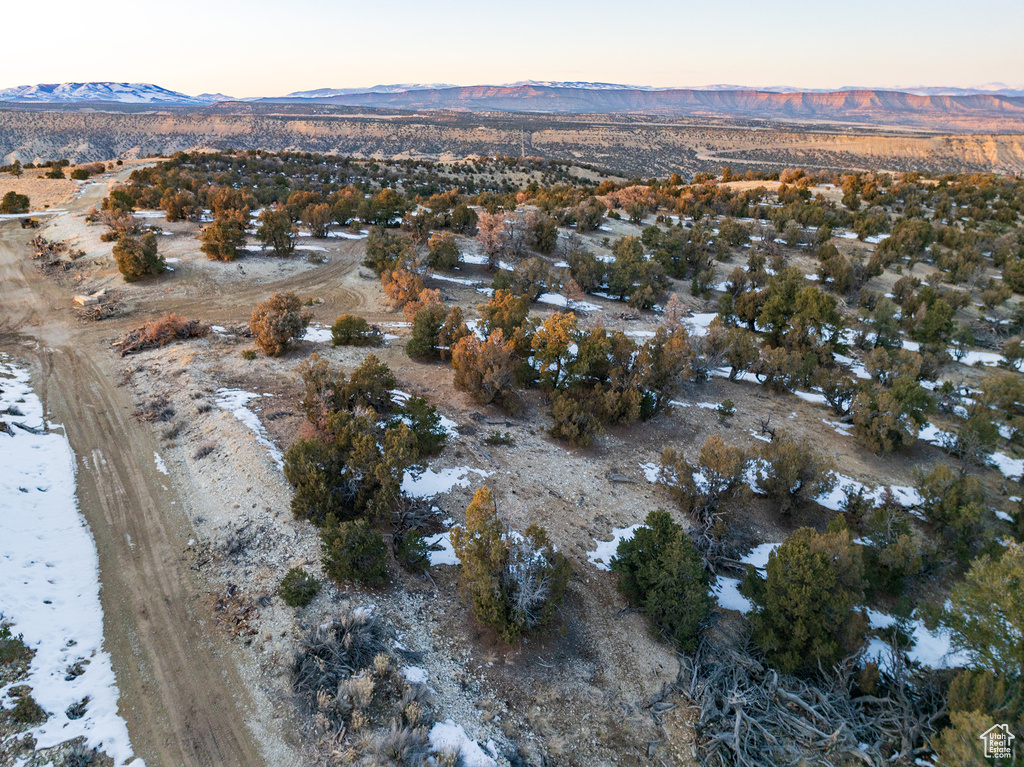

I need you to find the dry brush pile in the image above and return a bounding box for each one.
[113,314,210,357]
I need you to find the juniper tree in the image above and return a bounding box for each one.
[257,207,297,256]
[450,487,570,642]
[452,331,519,413]
[113,232,164,282]
[426,232,459,270]
[741,517,867,675]
[250,291,309,356]
[200,212,247,261]
[757,432,836,514]
[611,509,712,651]
[660,435,748,527]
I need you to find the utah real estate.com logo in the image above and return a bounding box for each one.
[980,723,1015,760]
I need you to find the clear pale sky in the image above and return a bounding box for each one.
[4,0,1021,97]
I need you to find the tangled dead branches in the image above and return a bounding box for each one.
[113,314,209,356]
[677,629,947,766]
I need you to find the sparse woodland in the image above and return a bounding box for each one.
[81,149,1024,765]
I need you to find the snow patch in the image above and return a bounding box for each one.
[864,610,970,669]
[429,720,496,766]
[213,389,283,469]
[402,666,428,684]
[988,451,1024,480]
[302,324,333,343]
[401,466,490,498]
[423,532,459,566]
[536,292,602,312]
[0,357,140,766]
[639,462,660,482]
[586,524,644,571]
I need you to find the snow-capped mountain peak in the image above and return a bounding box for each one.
[504,80,656,91]
[0,82,214,105]
[284,84,457,98]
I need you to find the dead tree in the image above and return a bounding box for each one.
[676,632,946,767]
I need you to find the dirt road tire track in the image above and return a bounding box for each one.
[0,229,269,766]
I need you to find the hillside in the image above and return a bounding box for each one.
[1,81,1023,130]
[2,107,1024,178]
[264,84,1024,125]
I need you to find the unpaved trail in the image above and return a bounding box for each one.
[0,203,271,763]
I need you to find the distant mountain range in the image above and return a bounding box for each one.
[0,82,216,105]
[2,82,1023,126]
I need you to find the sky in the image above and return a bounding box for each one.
[3,0,1022,97]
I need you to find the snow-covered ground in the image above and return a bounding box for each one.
[0,356,141,765]
[586,524,644,571]
[535,292,602,312]
[302,324,333,343]
[401,466,490,498]
[429,720,497,766]
[0,210,67,220]
[710,542,780,614]
[214,388,284,469]
[431,273,483,287]
[864,609,970,669]
[987,451,1024,480]
[815,474,922,512]
[681,313,718,337]
[423,532,459,566]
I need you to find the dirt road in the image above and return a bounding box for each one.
[0,191,271,764]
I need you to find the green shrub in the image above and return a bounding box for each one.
[396,530,429,574]
[284,418,414,525]
[200,213,246,261]
[70,168,90,180]
[240,348,256,360]
[113,232,164,282]
[0,622,32,667]
[549,389,603,447]
[11,693,46,724]
[757,432,836,514]
[0,191,29,214]
[917,465,987,562]
[427,231,460,269]
[611,510,712,651]
[484,430,514,446]
[321,517,388,586]
[364,228,415,276]
[850,375,932,454]
[278,567,321,607]
[286,357,417,524]
[331,314,382,347]
[862,505,924,596]
[406,304,447,361]
[741,517,867,675]
[659,435,748,526]
[399,395,447,456]
[942,542,1024,671]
